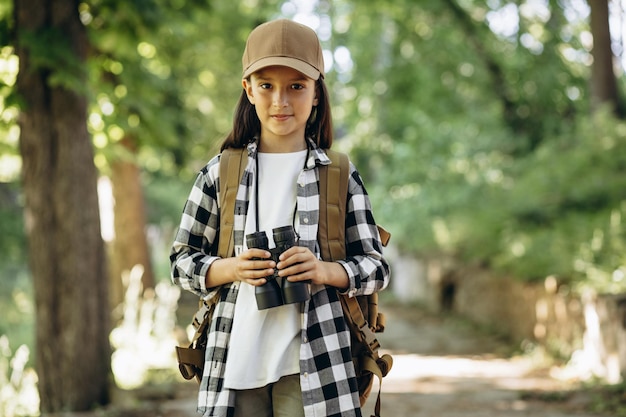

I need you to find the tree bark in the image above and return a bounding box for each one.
[109,136,155,310]
[588,0,621,113]
[14,0,111,412]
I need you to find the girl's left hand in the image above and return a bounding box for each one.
[276,247,349,289]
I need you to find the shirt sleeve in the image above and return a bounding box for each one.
[337,164,390,297]
[170,157,222,299]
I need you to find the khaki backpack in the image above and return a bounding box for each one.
[176,147,392,417]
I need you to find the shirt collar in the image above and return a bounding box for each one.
[245,137,331,170]
[306,138,331,170]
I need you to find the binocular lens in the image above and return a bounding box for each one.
[245,226,310,310]
[246,231,269,251]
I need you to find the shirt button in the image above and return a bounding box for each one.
[303,372,309,378]
[303,218,309,224]
[303,337,308,343]
[298,181,305,187]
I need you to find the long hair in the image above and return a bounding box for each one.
[220,78,333,151]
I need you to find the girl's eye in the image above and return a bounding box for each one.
[260,83,272,89]
[291,84,304,90]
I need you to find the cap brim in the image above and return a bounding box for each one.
[243,56,321,80]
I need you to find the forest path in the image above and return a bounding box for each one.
[362,303,604,417]
[93,302,609,417]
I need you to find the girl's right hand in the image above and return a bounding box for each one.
[206,249,275,288]
[231,249,276,286]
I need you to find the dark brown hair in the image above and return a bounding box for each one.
[220,79,333,151]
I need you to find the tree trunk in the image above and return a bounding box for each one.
[109,136,155,310]
[14,0,111,412]
[588,0,621,113]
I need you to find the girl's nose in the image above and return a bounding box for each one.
[272,91,288,107]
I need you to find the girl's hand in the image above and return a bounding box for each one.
[234,249,276,286]
[207,249,275,288]
[276,247,349,289]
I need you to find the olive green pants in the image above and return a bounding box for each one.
[233,373,305,417]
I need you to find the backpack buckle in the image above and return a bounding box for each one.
[192,302,210,331]
[360,323,380,353]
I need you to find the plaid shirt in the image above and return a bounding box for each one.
[170,140,390,417]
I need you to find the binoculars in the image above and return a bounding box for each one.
[246,225,311,310]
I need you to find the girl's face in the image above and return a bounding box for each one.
[243,66,318,152]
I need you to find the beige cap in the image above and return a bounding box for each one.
[242,19,324,80]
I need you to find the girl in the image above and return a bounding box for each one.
[171,19,390,417]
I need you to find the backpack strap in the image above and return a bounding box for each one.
[218,147,248,258]
[319,150,391,257]
[175,296,216,383]
[318,149,349,262]
[318,151,377,349]
[318,149,391,417]
[176,147,247,383]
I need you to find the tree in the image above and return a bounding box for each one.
[588,0,621,113]
[13,0,110,411]
[108,137,155,308]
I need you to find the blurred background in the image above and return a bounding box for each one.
[1,0,626,415]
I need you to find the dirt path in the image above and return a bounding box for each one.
[110,302,608,417]
[358,303,604,417]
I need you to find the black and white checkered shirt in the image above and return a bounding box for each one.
[171,139,390,417]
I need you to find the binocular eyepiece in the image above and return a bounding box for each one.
[246,225,311,310]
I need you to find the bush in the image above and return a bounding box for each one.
[373,108,626,291]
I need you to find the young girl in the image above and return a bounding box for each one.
[171,19,390,417]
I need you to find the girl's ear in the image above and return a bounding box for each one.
[242,79,255,104]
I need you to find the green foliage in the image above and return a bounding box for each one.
[0,261,34,369]
[20,28,88,93]
[0,1,11,48]
[586,381,626,416]
[2,0,625,306]
[333,0,625,291]
[85,0,284,175]
[0,184,34,359]
[0,183,25,264]
[143,173,190,227]
[142,171,191,280]
[492,108,626,282]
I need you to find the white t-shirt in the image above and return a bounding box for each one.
[223,150,307,390]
